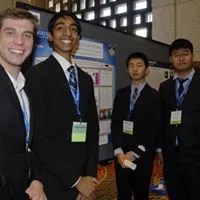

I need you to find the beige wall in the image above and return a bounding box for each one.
[0,0,31,10]
[0,0,13,11]
[152,0,200,61]
[0,0,46,11]
[29,0,46,8]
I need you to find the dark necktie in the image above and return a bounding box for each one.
[133,88,138,102]
[129,88,138,119]
[68,66,77,100]
[178,78,187,96]
[131,88,138,110]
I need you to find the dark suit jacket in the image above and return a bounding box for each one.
[26,55,99,199]
[111,83,161,167]
[0,65,42,200]
[159,70,200,166]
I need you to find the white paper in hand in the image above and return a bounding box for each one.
[124,159,137,170]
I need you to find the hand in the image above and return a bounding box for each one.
[124,151,135,162]
[25,180,47,200]
[116,153,126,168]
[155,152,163,166]
[75,176,98,200]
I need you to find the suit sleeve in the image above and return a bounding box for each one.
[111,90,123,150]
[85,76,99,177]
[158,83,164,150]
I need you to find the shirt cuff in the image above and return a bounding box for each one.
[114,147,124,156]
[71,176,81,188]
[156,148,162,153]
[130,151,140,159]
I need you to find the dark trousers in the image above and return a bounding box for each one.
[0,173,30,200]
[164,163,200,200]
[114,160,152,200]
[0,187,29,200]
[43,172,78,200]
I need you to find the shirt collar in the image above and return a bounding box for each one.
[173,68,195,81]
[6,71,25,92]
[131,81,146,94]
[52,51,76,72]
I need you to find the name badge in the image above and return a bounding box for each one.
[170,110,182,125]
[71,122,87,142]
[123,120,134,135]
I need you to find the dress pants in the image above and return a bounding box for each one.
[114,159,152,200]
[164,162,200,200]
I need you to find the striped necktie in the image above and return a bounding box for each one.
[133,88,138,102]
[177,78,187,96]
[130,88,138,114]
[176,78,188,106]
[68,66,77,101]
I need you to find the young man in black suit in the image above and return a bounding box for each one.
[0,8,47,200]
[159,38,200,200]
[111,52,161,200]
[26,10,99,200]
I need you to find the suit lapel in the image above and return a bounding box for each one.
[134,84,151,109]
[50,56,78,118]
[77,66,89,119]
[126,85,132,115]
[0,65,23,115]
[0,66,26,140]
[126,85,133,118]
[181,71,200,109]
[165,79,177,109]
[24,85,34,144]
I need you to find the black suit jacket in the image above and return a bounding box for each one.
[0,65,42,200]
[111,83,161,166]
[159,70,200,166]
[26,55,99,199]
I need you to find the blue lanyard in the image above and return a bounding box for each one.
[175,79,190,106]
[72,83,81,117]
[128,90,138,119]
[20,93,30,144]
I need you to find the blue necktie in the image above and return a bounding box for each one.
[130,88,138,115]
[68,66,78,101]
[176,78,188,106]
[178,78,187,96]
[133,88,138,102]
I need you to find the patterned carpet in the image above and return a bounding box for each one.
[96,160,169,200]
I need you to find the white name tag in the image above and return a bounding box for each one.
[170,110,182,125]
[71,122,87,142]
[123,120,134,135]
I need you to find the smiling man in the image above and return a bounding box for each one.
[26,10,99,200]
[0,8,47,200]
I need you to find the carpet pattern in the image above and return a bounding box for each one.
[96,160,169,200]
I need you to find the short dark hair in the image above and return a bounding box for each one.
[48,10,81,35]
[0,8,38,38]
[126,52,149,68]
[169,38,193,56]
